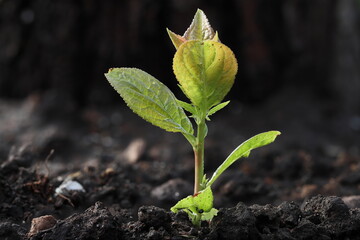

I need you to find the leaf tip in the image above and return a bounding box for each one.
[105,67,118,77]
[268,130,281,143]
[274,131,281,136]
[183,9,215,41]
[167,28,186,49]
[104,68,114,80]
[212,31,221,42]
[195,8,204,15]
[170,206,178,213]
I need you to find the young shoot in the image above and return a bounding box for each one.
[105,9,280,227]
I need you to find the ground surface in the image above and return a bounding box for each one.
[0,87,359,239]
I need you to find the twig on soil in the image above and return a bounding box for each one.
[56,193,75,207]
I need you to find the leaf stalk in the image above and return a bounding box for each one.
[194,117,206,194]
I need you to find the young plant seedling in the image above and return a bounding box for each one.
[105,9,280,227]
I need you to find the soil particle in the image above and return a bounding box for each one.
[151,178,192,203]
[30,202,122,240]
[291,219,331,240]
[27,215,57,237]
[277,201,301,228]
[122,206,174,240]
[342,195,360,208]
[339,171,360,185]
[299,195,360,239]
[1,144,35,175]
[249,201,302,234]
[138,206,172,230]
[208,202,260,239]
[0,222,26,240]
[213,171,274,206]
[302,195,350,221]
[208,196,360,239]
[121,138,146,164]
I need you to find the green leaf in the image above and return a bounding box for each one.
[201,208,218,221]
[176,100,197,115]
[207,101,230,118]
[183,9,215,41]
[173,40,238,111]
[105,68,194,139]
[171,187,215,226]
[167,9,220,50]
[167,28,186,50]
[212,31,220,42]
[171,186,214,214]
[206,131,281,187]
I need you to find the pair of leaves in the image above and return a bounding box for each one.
[171,187,218,226]
[177,100,229,122]
[105,68,194,143]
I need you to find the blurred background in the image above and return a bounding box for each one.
[0,0,359,160]
[0,0,359,112]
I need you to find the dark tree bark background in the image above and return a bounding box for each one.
[0,0,359,114]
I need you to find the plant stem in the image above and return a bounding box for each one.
[194,118,206,194]
[192,212,202,227]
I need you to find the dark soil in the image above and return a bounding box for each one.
[0,87,359,239]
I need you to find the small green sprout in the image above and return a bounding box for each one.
[105,9,280,227]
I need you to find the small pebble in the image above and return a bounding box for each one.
[342,195,360,208]
[27,215,57,237]
[122,138,146,163]
[55,180,85,197]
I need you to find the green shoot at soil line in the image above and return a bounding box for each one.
[105,9,281,227]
